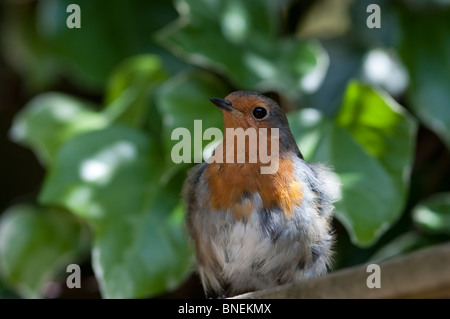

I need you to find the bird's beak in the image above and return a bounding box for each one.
[209,98,233,112]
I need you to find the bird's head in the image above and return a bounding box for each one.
[209,91,302,158]
[210,91,287,131]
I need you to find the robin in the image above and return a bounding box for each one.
[183,91,340,297]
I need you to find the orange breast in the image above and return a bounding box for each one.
[205,157,303,220]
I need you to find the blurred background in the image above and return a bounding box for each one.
[0,0,449,299]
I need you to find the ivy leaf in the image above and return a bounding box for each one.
[34,0,180,89]
[413,192,450,235]
[10,93,107,166]
[103,54,168,130]
[157,0,327,98]
[398,8,450,150]
[39,125,192,298]
[156,70,228,179]
[369,232,435,262]
[289,81,417,246]
[0,204,87,298]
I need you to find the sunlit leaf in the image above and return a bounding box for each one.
[105,55,168,104]
[289,81,417,247]
[39,125,192,298]
[413,192,450,235]
[10,93,107,166]
[103,54,168,129]
[157,0,326,98]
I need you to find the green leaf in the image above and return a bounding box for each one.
[336,83,416,199]
[10,93,107,166]
[157,0,326,98]
[369,232,434,263]
[34,0,180,89]
[103,55,168,130]
[105,55,168,104]
[413,192,450,235]
[156,70,228,179]
[289,81,417,247]
[398,8,450,150]
[0,204,86,298]
[39,125,192,298]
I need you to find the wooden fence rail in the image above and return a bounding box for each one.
[233,242,450,299]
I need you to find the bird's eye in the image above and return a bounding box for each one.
[252,107,267,119]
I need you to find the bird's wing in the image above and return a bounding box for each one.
[182,162,227,295]
[182,162,209,216]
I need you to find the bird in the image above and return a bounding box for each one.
[182,91,340,297]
